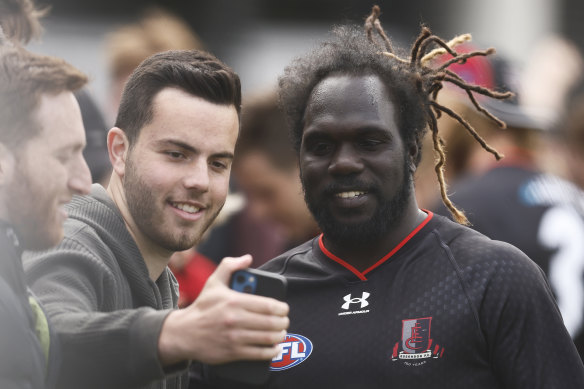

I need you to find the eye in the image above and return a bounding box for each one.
[55,150,74,164]
[210,159,230,171]
[357,137,385,150]
[166,151,186,160]
[305,139,333,156]
[56,154,70,163]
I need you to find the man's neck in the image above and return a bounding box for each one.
[322,204,426,272]
[106,177,172,281]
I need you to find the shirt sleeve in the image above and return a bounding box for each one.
[23,236,173,389]
[475,242,584,388]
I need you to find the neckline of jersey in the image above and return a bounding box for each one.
[318,210,434,281]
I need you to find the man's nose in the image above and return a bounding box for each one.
[328,144,363,175]
[183,159,210,192]
[69,155,92,195]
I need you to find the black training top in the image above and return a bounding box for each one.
[257,211,584,388]
[433,165,584,360]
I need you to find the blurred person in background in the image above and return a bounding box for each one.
[430,49,584,360]
[0,0,111,186]
[168,247,216,308]
[0,7,92,388]
[414,95,479,209]
[75,89,111,185]
[0,1,92,387]
[0,42,92,389]
[232,90,320,252]
[104,6,204,122]
[86,6,206,185]
[543,39,584,190]
[24,49,289,389]
[559,93,584,191]
[520,36,583,176]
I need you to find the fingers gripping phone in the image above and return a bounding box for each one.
[209,268,287,385]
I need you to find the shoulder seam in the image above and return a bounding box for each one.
[277,244,314,275]
[430,229,485,341]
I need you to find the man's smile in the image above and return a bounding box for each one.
[171,201,202,214]
[335,191,367,199]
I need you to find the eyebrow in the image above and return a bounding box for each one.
[357,126,394,138]
[154,139,234,160]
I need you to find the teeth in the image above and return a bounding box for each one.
[174,203,200,214]
[336,191,365,199]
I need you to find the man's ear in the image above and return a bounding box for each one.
[0,142,16,187]
[408,140,420,174]
[107,127,130,177]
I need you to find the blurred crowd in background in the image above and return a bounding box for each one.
[18,0,584,355]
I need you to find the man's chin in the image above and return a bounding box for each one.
[157,230,203,252]
[320,221,375,244]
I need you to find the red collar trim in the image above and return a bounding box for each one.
[318,210,434,281]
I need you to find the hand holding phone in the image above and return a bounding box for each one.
[230,268,287,300]
[209,268,287,385]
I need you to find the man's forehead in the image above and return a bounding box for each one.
[306,74,389,112]
[137,88,239,154]
[303,74,397,130]
[32,91,85,144]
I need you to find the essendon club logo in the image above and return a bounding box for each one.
[270,333,313,371]
[391,317,444,362]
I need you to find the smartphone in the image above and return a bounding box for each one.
[209,268,287,385]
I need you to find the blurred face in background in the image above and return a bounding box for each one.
[1,91,92,250]
[234,151,319,244]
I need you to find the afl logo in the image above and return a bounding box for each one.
[270,333,313,371]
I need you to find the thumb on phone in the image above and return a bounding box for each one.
[212,254,253,285]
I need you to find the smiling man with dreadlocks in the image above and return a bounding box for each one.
[201,6,584,389]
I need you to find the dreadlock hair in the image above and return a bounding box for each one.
[278,5,511,225]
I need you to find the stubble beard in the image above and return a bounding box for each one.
[123,156,221,252]
[6,156,61,251]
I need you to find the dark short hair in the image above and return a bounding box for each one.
[115,49,241,146]
[0,45,87,147]
[279,25,427,166]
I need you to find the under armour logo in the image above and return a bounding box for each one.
[342,292,370,310]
